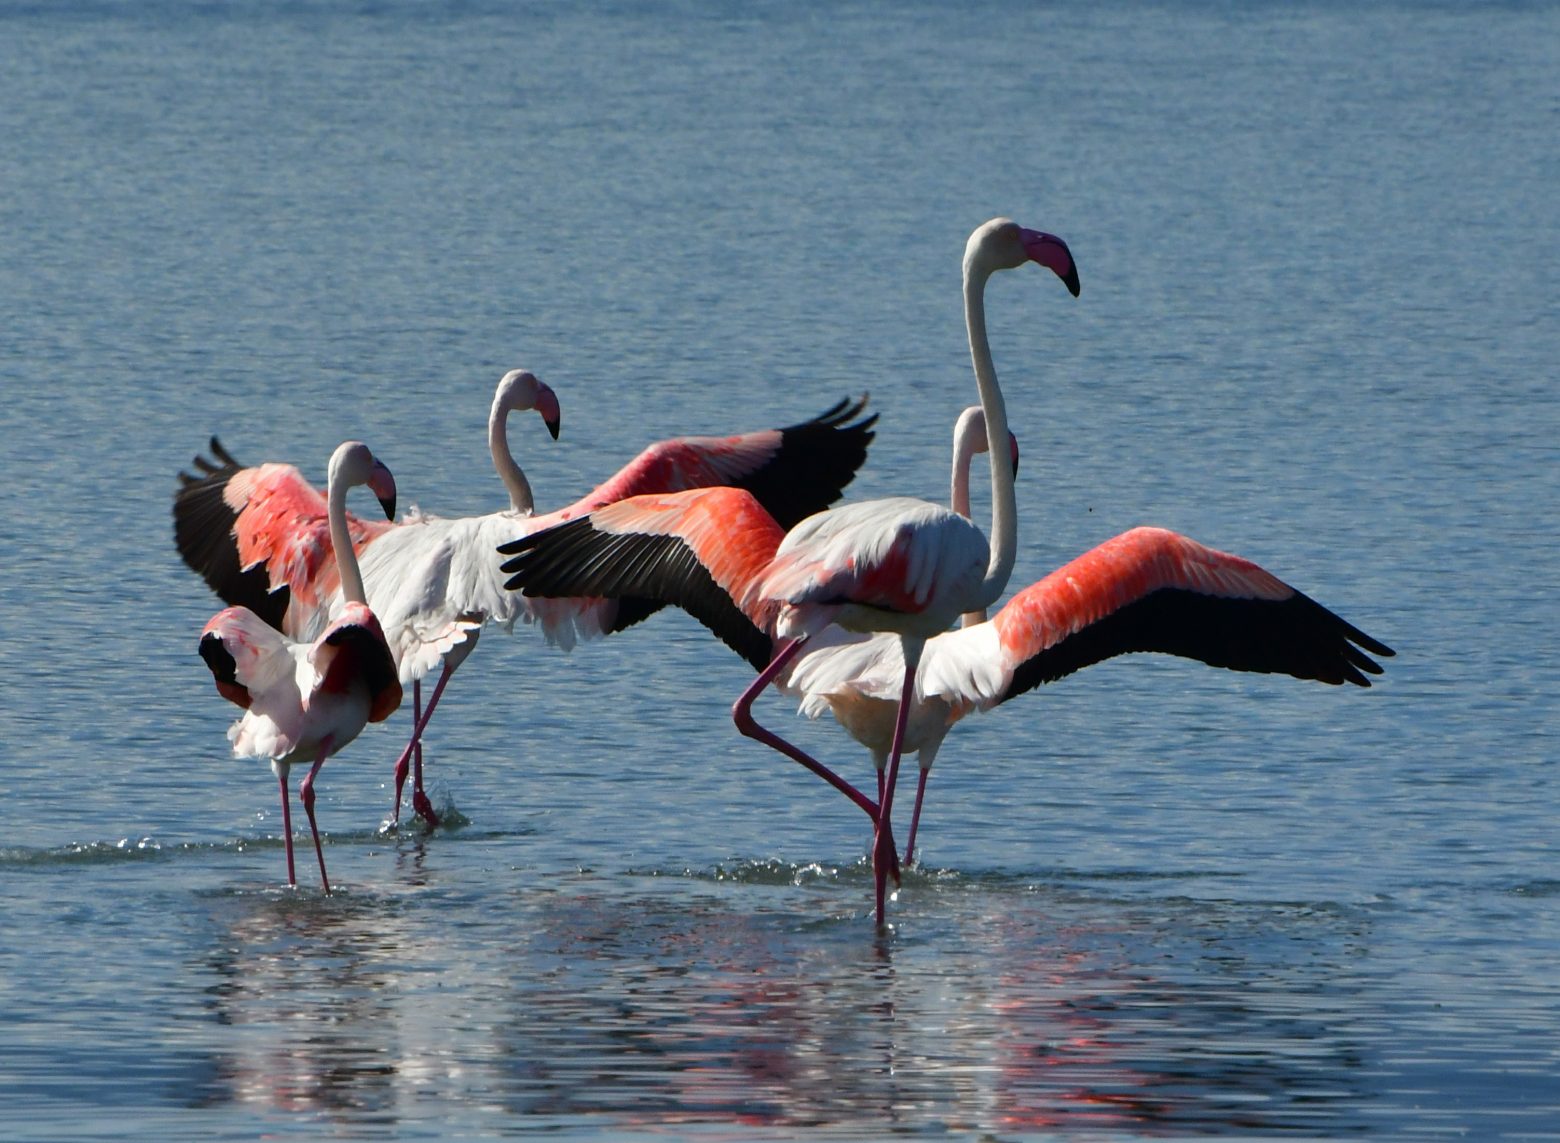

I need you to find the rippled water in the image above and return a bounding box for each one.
[2,1,1557,1139]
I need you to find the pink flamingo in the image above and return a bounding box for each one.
[198,441,403,893]
[174,371,876,828]
[790,525,1393,867]
[500,503,1394,901]
[502,218,1082,923]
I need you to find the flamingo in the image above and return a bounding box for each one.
[501,217,1082,923]
[198,441,402,893]
[173,371,877,828]
[790,526,1394,866]
[498,505,1394,896]
[785,402,1015,859]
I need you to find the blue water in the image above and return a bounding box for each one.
[2,1,1557,1138]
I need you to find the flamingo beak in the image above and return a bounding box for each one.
[536,382,562,441]
[1021,229,1081,297]
[370,460,398,520]
[1009,431,1020,477]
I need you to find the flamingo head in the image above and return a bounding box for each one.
[954,405,1022,477]
[329,441,398,520]
[495,368,562,440]
[968,218,1081,297]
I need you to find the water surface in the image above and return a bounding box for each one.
[1,2,1556,1138]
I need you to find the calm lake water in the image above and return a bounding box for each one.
[2,1,1556,1138]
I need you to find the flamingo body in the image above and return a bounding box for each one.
[196,441,402,891]
[201,601,401,765]
[762,497,993,639]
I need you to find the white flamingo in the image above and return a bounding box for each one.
[174,371,876,828]
[199,441,402,893]
[502,218,1082,923]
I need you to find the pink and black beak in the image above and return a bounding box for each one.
[536,381,562,441]
[1021,229,1081,297]
[368,459,398,520]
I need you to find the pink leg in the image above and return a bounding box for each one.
[389,664,457,830]
[299,745,334,895]
[409,662,461,829]
[733,637,879,821]
[871,652,918,925]
[902,767,932,868]
[390,679,422,825]
[276,765,297,887]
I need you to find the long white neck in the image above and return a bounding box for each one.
[963,254,1017,612]
[490,396,535,514]
[950,410,989,627]
[327,463,369,606]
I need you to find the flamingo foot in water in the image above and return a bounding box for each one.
[412,789,440,830]
[871,816,902,925]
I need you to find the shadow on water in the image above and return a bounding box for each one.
[178,864,1379,1136]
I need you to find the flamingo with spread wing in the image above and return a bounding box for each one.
[199,441,402,893]
[503,218,1082,923]
[174,370,876,828]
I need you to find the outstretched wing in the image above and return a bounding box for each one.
[919,527,1395,713]
[173,437,397,639]
[500,487,784,670]
[564,396,877,531]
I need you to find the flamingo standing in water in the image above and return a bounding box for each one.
[173,370,876,828]
[502,217,1082,923]
[198,441,402,893]
[500,440,1393,900]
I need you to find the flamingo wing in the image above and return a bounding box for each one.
[562,396,877,530]
[311,602,403,724]
[920,527,1395,713]
[173,437,396,639]
[199,605,298,710]
[499,487,784,670]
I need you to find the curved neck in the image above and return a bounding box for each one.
[950,419,977,522]
[328,468,368,606]
[964,258,1017,611]
[950,413,989,628]
[490,398,535,514]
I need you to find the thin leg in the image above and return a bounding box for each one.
[390,680,423,825]
[871,648,918,925]
[386,676,418,823]
[299,744,334,895]
[389,663,458,830]
[902,767,932,868]
[275,762,296,887]
[410,662,461,829]
[733,637,878,821]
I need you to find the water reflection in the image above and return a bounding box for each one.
[482,884,1373,1134]
[168,852,1396,1136]
[186,865,1381,1134]
[195,887,423,1119]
